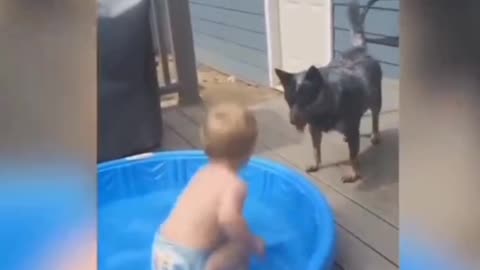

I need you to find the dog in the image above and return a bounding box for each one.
[274,0,382,183]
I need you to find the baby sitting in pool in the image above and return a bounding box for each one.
[152,103,265,270]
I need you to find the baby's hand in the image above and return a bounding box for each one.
[253,237,265,256]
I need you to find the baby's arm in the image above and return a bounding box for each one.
[218,182,263,255]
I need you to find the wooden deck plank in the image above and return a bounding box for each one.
[161,119,194,150]
[162,108,203,148]
[336,226,398,270]
[173,104,398,269]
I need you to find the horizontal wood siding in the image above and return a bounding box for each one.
[189,0,269,84]
[333,0,400,79]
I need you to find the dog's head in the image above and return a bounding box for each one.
[275,65,326,132]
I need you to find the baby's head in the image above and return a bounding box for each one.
[201,103,258,169]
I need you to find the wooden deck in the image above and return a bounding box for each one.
[159,80,399,270]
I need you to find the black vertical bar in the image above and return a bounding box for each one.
[168,0,200,104]
[150,0,172,86]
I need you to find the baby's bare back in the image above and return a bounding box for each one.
[161,165,241,250]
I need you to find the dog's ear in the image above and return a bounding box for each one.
[275,68,294,87]
[304,65,323,85]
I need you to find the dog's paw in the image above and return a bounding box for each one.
[370,134,381,145]
[306,165,320,173]
[341,174,361,183]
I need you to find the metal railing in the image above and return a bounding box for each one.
[360,0,399,47]
[150,0,200,104]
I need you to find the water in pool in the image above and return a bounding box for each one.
[99,190,312,270]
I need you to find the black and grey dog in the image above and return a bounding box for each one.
[274,0,382,183]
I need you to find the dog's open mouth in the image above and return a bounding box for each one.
[289,107,307,132]
[290,119,307,132]
[291,117,307,132]
[294,122,307,132]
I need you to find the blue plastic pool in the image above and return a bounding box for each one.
[98,150,336,270]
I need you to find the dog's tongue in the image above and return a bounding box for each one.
[295,123,306,132]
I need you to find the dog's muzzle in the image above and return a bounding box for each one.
[289,106,307,132]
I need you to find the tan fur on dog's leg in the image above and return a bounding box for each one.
[306,125,322,172]
[342,158,361,183]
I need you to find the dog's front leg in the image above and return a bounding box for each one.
[306,125,322,172]
[342,127,361,183]
[370,109,381,145]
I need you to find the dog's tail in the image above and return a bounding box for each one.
[348,0,378,48]
[347,0,366,47]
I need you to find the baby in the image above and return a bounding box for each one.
[152,103,264,270]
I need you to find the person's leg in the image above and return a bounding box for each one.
[204,241,249,270]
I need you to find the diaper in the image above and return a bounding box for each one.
[151,232,209,270]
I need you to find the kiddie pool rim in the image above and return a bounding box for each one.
[98,150,337,270]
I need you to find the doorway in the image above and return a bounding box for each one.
[266,0,333,90]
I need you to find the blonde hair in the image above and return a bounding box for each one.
[201,103,258,162]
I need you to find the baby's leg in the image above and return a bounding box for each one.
[205,241,249,270]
